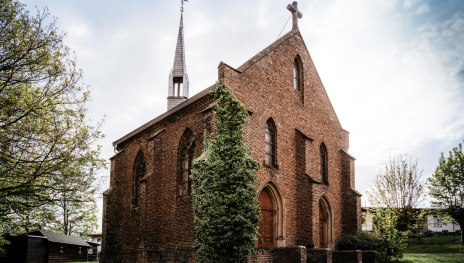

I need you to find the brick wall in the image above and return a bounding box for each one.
[220,30,360,247]
[102,94,214,262]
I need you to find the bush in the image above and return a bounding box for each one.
[337,232,388,251]
[337,232,393,262]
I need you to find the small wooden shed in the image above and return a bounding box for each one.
[3,230,91,263]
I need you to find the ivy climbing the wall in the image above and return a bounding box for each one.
[192,83,260,263]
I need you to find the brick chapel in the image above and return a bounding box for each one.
[102,2,361,262]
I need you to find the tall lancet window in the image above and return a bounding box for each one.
[178,129,195,197]
[133,151,146,206]
[293,55,304,91]
[264,118,277,167]
[320,142,328,184]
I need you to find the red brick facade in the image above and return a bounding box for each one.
[102,26,361,263]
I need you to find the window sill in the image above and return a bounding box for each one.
[305,173,329,186]
[263,162,279,170]
[139,176,148,182]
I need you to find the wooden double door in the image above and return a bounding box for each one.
[258,188,273,247]
[319,201,330,248]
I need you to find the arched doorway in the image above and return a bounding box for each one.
[258,188,274,246]
[257,183,285,247]
[318,197,332,248]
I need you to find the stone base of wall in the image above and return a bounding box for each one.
[101,247,196,263]
[332,250,361,263]
[250,248,273,263]
[307,248,333,263]
[250,246,308,263]
[272,246,307,263]
[102,247,377,263]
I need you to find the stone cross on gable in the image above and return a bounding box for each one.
[287,1,303,31]
[180,0,188,13]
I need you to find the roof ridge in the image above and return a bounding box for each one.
[237,30,299,72]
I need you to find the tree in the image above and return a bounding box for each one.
[371,208,408,262]
[3,204,55,234]
[0,0,104,240]
[191,83,260,263]
[4,173,98,238]
[366,155,425,231]
[428,141,464,244]
[46,166,99,238]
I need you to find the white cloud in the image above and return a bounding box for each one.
[402,0,430,15]
[416,3,430,14]
[302,0,464,197]
[403,0,418,9]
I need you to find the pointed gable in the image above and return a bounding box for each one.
[219,29,344,134]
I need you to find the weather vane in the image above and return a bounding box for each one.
[181,0,188,13]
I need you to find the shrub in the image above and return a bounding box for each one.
[337,231,388,251]
[337,232,394,262]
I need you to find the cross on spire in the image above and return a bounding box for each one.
[180,0,188,13]
[287,1,303,31]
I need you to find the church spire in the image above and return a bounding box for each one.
[168,0,189,111]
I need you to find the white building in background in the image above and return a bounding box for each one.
[361,208,461,233]
[362,209,374,232]
[427,214,461,233]
[87,233,102,258]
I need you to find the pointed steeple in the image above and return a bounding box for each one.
[168,1,189,111]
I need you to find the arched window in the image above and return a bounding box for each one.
[178,129,195,197]
[264,118,277,167]
[320,143,328,184]
[133,150,146,206]
[293,55,304,91]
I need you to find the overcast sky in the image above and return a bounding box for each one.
[21,0,464,223]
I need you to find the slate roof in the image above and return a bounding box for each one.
[172,14,186,77]
[28,230,90,247]
[113,84,215,147]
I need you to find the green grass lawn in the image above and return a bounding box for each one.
[406,235,464,253]
[400,253,464,263]
[398,235,463,262]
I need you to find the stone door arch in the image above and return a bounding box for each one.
[318,196,333,248]
[257,182,285,247]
